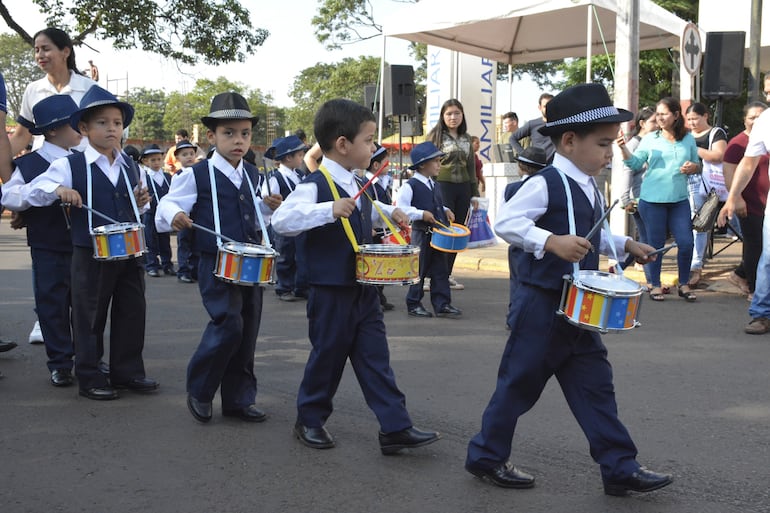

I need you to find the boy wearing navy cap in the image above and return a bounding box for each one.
[20,85,158,400]
[139,144,174,277]
[1,94,82,386]
[172,140,200,283]
[156,92,283,424]
[271,98,440,453]
[466,83,671,495]
[398,141,460,318]
[266,135,307,301]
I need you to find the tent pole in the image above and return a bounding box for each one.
[379,35,387,143]
[586,6,593,82]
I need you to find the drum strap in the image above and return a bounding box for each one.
[208,161,224,248]
[145,166,160,205]
[360,189,407,245]
[318,164,360,253]
[120,163,143,224]
[243,170,272,248]
[85,162,142,233]
[556,170,580,279]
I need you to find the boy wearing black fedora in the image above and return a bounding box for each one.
[1,94,82,387]
[155,92,282,424]
[466,83,671,496]
[20,85,158,400]
[139,144,174,277]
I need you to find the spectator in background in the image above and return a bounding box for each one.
[471,135,485,195]
[509,93,555,163]
[164,128,190,173]
[723,102,769,301]
[500,112,518,144]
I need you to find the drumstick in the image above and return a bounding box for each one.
[433,220,451,231]
[584,199,619,242]
[77,203,122,225]
[190,222,238,244]
[353,159,390,201]
[646,242,677,257]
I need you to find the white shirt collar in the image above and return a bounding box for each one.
[38,140,71,162]
[412,172,432,186]
[322,158,355,186]
[84,144,125,168]
[552,153,600,206]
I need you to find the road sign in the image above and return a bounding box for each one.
[681,23,703,76]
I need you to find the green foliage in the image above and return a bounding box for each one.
[0,33,43,118]
[2,0,268,65]
[313,0,384,50]
[129,87,167,142]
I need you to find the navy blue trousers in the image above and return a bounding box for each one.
[143,212,172,271]
[187,252,262,408]
[273,232,297,295]
[71,247,147,390]
[406,228,451,312]
[176,228,198,279]
[506,246,521,330]
[293,233,308,297]
[297,285,411,432]
[466,283,640,481]
[30,248,74,371]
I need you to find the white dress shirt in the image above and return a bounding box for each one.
[396,172,448,220]
[1,141,71,211]
[154,151,273,233]
[495,153,628,260]
[8,144,147,217]
[271,157,416,237]
[267,164,301,195]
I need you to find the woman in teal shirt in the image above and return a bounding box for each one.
[617,97,700,301]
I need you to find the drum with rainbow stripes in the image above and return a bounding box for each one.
[214,242,276,286]
[557,270,643,333]
[91,223,146,261]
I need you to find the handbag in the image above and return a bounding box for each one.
[691,173,720,232]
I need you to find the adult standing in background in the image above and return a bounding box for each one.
[509,93,555,163]
[427,99,479,290]
[722,102,769,302]
[8,27,96,160]
[499,112,518,144]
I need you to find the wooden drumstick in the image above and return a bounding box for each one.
[353,159,390,201]
[646,242,677,257]
[76,203,122,225]
[433,220,451,231]
[190,222,238,244]
[585,199,619,242]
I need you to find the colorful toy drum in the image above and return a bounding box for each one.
[430,223,470,253]
[356,244,420,285]
[91,223,146,261]
[214,242,277,286]
[557,270,643,333]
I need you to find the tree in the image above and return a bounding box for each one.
[129,87,167,142]
[0,33,43,118]
[0,0,268,65]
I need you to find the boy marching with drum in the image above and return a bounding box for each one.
[465,84,670,496]
[156,92,282,424]
[271,98,440,453]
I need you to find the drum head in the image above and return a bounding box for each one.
[91,222,138,234]
[576,271,642,293]
[223,242,275,257]
[358,244,419,255]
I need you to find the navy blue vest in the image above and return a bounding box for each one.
[305,171,372,286]
[14,151,72,252]
[190,159,263,255]
[69,152,141,248]
[407,176,447,224]
[517,166,601,291]
[272,171,296,200]
[146,171,171,214]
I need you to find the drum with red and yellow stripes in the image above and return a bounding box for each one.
[557,270,642,333]
[91,223,146,261]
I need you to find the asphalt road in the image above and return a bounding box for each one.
[1,222,769,513]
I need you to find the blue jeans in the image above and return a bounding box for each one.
[749,213,770,319]
[637,199,693,287]
[619,210,652,284]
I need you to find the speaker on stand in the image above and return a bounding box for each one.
[702,31,746,127]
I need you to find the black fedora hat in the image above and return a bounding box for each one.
[69,85,134,133]
[30,95,79,135]
[201,92,259,129]
[140,143,163,159]
[513,146,548,170]
[538,83,633,136]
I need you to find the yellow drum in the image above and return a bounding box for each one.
[356,244,420,285]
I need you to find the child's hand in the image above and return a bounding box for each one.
[332,198,356,218]
[9,211,26,230]
[446,209,455,223]
[544,234,592,263]
[422,211,436,224]
[171,211,193,231]
[134,186,150,208]
[56,186,82,207]
[263,193,282,211]
[625,240,657,264]
[391,208,409,226]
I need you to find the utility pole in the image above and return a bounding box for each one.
[747,0,763,102]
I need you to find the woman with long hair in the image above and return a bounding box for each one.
[9,27,96,156]
[617,97,700,302]
[426,99,479,289]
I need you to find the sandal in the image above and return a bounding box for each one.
[678,286,697,302]
[687,269,702,287]
[649,288,665,301]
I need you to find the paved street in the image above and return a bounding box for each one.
[1,221,769,513]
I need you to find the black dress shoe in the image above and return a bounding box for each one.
[378,426,441,455]
[79,386,119,400]
[163,267,176,275]
[466,462,535,489]
[147,269,161,277]
[187,395,212,423]
[178,275,194,283]
[436,304,462,318]
[294,422,335,449]
[408,305,433,318]
[603,467,673,496]
[113,377,159,392]
[223,405,267,422]
[0,340,18,353]
[50,369,74,387]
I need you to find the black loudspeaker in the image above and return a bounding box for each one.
[383,65,415,117]
[363,84,379,113]
[702,32,745,99]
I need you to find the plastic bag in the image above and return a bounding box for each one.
[465,197,498,248]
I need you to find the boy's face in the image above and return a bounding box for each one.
[282,151,305,170]
[207,120,252,166]
[337,120,376,171]
[142,153,164,171]
[560,123,618,176]
[176,148,197,167]
[48,124,82,150]
[78,105,124,154]
[419,157,441,178]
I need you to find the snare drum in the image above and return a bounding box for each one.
[214,242,277,286]
[91,223,146,261]
[430,223,470,253]
[557,270,643,333]
[356,244,420,285]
